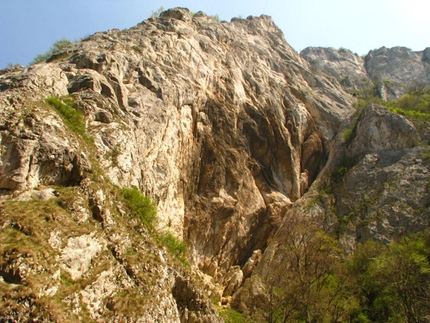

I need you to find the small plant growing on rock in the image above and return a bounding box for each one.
[159,232,187,264]
[342,127,353,143]
[120,187,188,263]
[150,6,164,18]
[332,155,356,182]
[121,187,157,228]
[210,14,221,22]
[31,38,73,65]
[45,96,86,137]
[131,45,142,54]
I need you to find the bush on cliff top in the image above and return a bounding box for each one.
[31,38,73,65]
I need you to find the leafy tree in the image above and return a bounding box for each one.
[31,38,73,64]
[260,213,359,323]
[349,231,430,323]
[396,88,430,113]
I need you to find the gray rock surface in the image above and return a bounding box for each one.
[302,46,430,100]
[366,46,430,99]
[301,47,371,92]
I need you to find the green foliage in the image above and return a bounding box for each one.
[353,83,380,102]
[131,45,142,54]
[385,88,430,122]
[150,6,164,18]
[260,214,359,323]
[396,88,430,112]
[255,221,430,323]
[335,166,349,179]
[389,106,430,120]
[332,155,356,182]
[355,87,430,137]
[45,96,86,137]
[210,14,221,22]
[349,231,430,322]
[342,127,353,143]
[382,79,393,86]
[218,307,250,323]
[159,232,187,264]
[119,187,188,263]
[120,187,157,228]
[31,38,73,64]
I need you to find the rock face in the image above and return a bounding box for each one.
[301,46,430,100]
[300,47,371,93]
[0,7,428,322]
[365,46,430,99]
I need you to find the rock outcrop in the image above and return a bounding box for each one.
[300,47,371,93]
[301,46,430,100]
[0,7,428,322]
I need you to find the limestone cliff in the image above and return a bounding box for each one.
[0,7,428,322]
[301,46,430,99]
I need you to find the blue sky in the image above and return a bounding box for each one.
[0,0,429,68]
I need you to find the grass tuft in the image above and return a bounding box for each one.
[120,187,157,228]
[218,307,250,323]
[46,96,85,136]
[159,232,187,264]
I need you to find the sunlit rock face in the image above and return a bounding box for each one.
[301,45,430,100]
[1,6,428,322]
[0,7,355,279]
[301,47,371,93]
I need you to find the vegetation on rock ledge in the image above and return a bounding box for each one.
[46,96,86,137]
[120,187,187,264]
[31,38,73,65]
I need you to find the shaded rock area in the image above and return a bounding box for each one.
[0,6,429,322]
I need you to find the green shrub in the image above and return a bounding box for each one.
[121,187,157,228]
[120,187,188,263]
[150,6,164,18]
[45,96,86,136]
[349,231,430,322]
[382,79,393,86]
[332,155,356,182]
[159,232,187,264]
[354,87,430,142]
[396,88,430,112]
[31,38,73,64]
[210,14,221,22]
[389,107,430,120]
[342,127,353,143]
